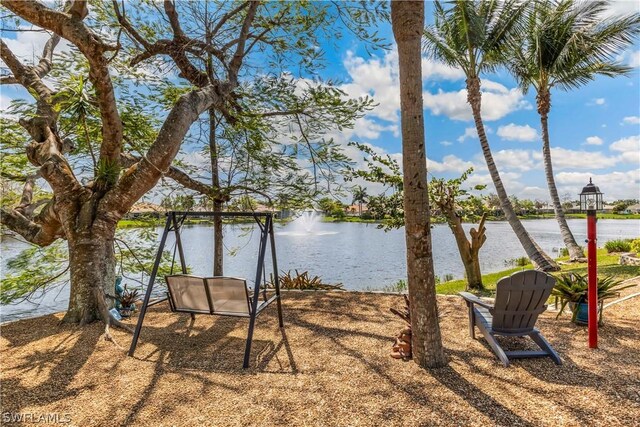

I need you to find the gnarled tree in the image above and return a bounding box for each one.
[0,0,304,325]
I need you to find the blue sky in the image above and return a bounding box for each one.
[321,1,640,202]
[1,1,639,202]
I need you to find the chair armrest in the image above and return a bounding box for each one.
[459,292,494,310]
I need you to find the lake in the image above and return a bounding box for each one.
[1,218,638,322]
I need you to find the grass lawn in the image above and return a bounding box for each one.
[437,249,640,295]
[2,292,638,426]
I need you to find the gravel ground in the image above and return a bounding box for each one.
[1,291,639,426]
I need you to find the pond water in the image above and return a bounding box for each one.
[1,218,638,322]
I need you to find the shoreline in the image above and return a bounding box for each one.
[118,213,640,228]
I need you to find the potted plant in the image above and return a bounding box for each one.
[117,284,140,318]
[552,273,633,325]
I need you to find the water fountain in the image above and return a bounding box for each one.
[278,210,337,236]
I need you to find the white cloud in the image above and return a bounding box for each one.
[556,170,640,201]
[588,98,606,106]
[585,136,604,146]
[622,116,640,125]
[421,58,465,81]
[629,50,640,68]
[497,124,539,142]
[423,81,529,122]
[341,50,400,123]
[491,149,540,171]
[351,117,398,140]
[428,154,476,174]
[457,127,478,142]
[440,140,453,146]
[610,135,640,164]
[602,1,640,18]
[550,147,620,170]
[1,28,71,64]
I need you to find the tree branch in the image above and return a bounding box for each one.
[2,0,123,169]
[0,201,63,246]
[101,85,227,216]
[228,1,259,85]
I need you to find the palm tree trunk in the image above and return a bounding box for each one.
[538,91,585,260]
[467,77,559,271]
[392,0,446,368]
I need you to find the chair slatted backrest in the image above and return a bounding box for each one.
[205,277,251,315]
[166,275,210,314]
[492,270,556,334]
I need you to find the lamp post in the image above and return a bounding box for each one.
[579,178,603,349]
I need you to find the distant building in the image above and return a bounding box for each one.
[625,204,640,214]
[128,202,165,218]
[345,203,368,215]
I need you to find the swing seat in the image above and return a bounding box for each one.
[166,274,276,318]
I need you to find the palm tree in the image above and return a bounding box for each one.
[351,185,368,216]
[508,0,640,261]
[392,0,446,368]
[424,0,559,271]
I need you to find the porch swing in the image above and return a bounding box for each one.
[127,211,284,368]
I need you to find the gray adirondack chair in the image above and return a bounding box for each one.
[460,270,562,366]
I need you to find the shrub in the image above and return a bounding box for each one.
[382,279,407,293]
[630,239,640,254]
[330,207,346,219]
[559,246,584,257]
[504,256,530,267]
[360,211,374,220]
[552,273,635,325]
[604,239,631,253]
[273,270,344,291]
[442,273,455,282]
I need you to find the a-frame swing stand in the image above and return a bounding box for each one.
[128,211,284,368]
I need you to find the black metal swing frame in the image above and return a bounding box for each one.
[127,211,284,368]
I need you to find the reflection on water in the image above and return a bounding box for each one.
[1,219,638,322]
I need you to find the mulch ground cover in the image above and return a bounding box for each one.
[1,291,639,426]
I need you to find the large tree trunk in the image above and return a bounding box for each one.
[392,0,447,368]
[209,108,224,276]
[445,212,485,290]
[538,91,585,260]
[466,77,559,272]
[62,228,116,324]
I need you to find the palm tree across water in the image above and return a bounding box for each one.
[351,185,368,216]
[424,0,559,271]
[507,0,640,261]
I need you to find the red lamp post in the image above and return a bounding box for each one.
[579,178,603,349]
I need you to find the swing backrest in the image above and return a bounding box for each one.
[166,274,210,313]
[165,274,252,316]
[206,277,251,315]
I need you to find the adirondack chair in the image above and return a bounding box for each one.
[460,270,562,366]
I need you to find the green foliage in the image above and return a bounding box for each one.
[504,256,531,267]
[382,279,408,293]
[0,241,68,304]
[161,194,196,212]
[604,239,632,253]
[552,272,635,323]
[96,158,121,185]
[273,270,344,291]
[424,0,528,76]
[630,239,640,254]
[507,0,640,95]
